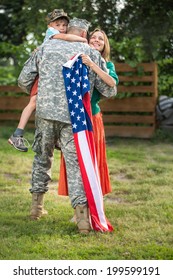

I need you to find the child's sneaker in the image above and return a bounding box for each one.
[8,134,29,152]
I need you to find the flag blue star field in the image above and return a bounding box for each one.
[63,55,92,134]
[63,54,113,232]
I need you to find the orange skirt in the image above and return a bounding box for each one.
[58,112,112,196]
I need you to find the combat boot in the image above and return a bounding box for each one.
[30,193,48,220]
[75,205,91,234]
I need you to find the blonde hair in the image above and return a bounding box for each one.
[89,28,110,61]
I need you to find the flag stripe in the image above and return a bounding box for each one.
[74,133,101,231]
[76,131,109,230]
[76,132,113,231]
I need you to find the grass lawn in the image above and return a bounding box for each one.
[0,124,173,260]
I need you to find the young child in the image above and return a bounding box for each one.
[8,9,87,152]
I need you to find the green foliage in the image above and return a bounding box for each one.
[110,37,147,64]
[158,58,173,97]
[0,0,173,98]
[1,0,172,62]
[0,66,16,85]
[0,41,33,62]
[0,0,27,45]
[117,0,173,60]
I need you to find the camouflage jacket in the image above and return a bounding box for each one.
[18,39,117,123]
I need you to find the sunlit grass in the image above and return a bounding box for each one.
[0,125,173,260]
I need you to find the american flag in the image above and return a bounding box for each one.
[63,54,113,232]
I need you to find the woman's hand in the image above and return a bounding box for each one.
[81,54,93,68]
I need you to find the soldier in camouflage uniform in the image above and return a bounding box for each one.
[18,18,117,233]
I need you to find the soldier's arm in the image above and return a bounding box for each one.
[18,50,40,94]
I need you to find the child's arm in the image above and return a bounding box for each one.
[52,33,87,43]
[81,54,116,87]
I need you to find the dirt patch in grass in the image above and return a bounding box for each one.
[116,173,132,181]
[106,196,124,204]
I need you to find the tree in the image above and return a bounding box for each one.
[1,0,172,62]
[117,0,173,60]
[0,0,27,45]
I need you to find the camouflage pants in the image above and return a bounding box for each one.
[30,116,87,208]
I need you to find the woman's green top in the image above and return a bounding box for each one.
[91,61,119,116]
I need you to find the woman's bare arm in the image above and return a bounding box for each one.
[81,54,116,87]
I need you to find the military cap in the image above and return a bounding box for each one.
[46,9,69,24]
[68,17,90,31]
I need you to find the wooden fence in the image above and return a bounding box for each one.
[0,62,158,138]
[100,62,158,138]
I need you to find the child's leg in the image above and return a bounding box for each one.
[8,95,36,152]
[17,95,36,130]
